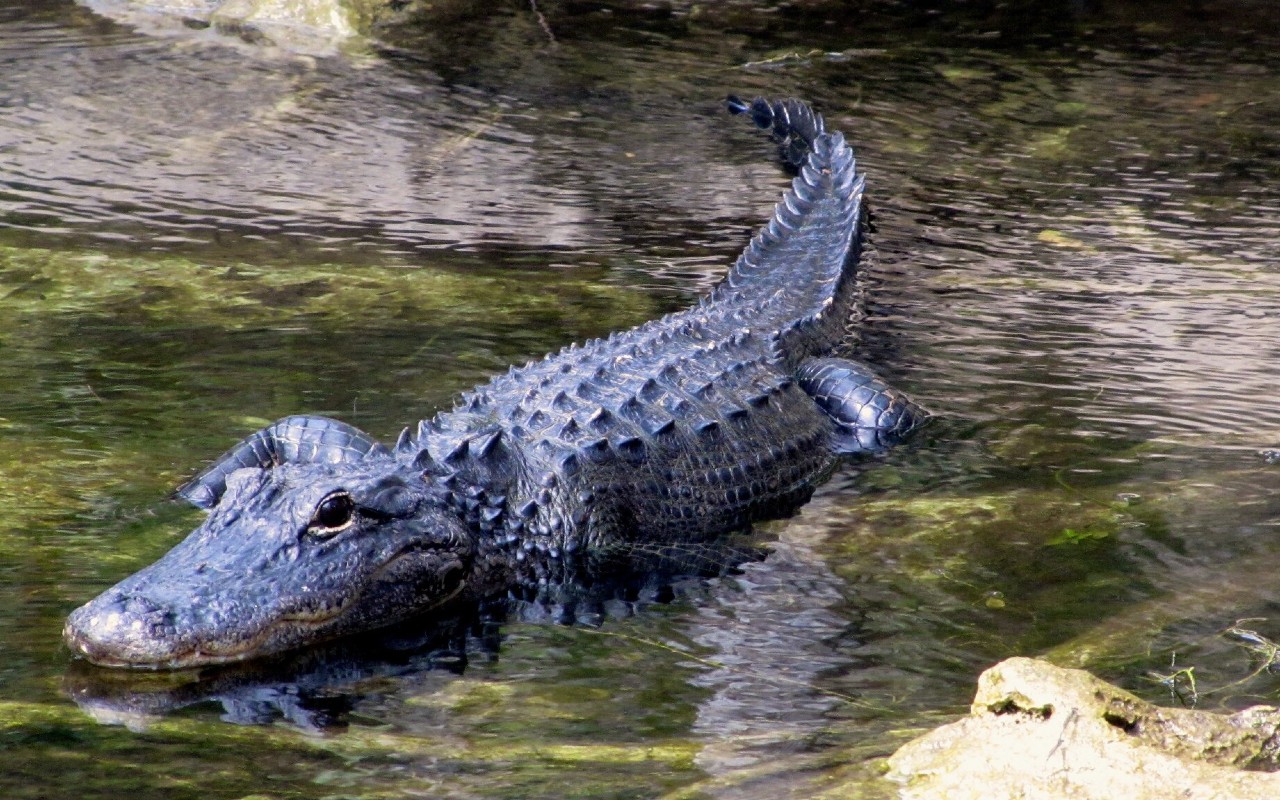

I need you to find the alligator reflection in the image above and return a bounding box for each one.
[63,537,771,732]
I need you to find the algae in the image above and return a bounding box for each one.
[0,245,660,335]
[4,1,1280,798]
[0,699,348,800]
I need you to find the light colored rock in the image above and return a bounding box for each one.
[208,0,355,39]
[80,0,377,54]
[886,657,1280,800]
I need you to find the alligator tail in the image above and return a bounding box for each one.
[726,94,826,170]
[713,94,865,363]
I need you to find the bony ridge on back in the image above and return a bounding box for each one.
[64,96,927,669]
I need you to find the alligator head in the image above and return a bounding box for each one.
[64,417,475,669]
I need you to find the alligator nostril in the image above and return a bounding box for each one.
[120,593,164,617]
[64,590,173,652]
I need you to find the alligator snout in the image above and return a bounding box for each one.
[64,589,184,668]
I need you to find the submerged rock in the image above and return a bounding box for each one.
[886,657,1280,800]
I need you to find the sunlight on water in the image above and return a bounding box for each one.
[1,1,1278,798]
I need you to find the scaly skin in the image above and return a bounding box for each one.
[64,97,926,669]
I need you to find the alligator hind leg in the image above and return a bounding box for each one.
[796,358,927,454]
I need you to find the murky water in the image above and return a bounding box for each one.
[2,0,1279,797]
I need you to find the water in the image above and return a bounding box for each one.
[2,1,1279,797]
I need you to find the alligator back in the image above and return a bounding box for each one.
[412,98,867,546]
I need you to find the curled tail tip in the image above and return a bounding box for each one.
[724,94,787,131]
[726,94,828,169]
[725,94,750,115]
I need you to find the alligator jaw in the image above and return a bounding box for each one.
[62,597,350,670]
[63,542,468,670]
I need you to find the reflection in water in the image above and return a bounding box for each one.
[65,611,484,732]
[2,0,1280,798]
[856,49,1280,452]
[0,6,759,267]
[63,535,772,731]
[687,524,858,797]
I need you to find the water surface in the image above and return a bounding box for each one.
[2,1,1279,798]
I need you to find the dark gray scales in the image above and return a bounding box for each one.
[66,96,929,669]
[403,96,925,549]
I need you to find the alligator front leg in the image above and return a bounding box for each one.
[796,358,927,454]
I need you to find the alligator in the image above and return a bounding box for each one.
[64,96,926,669]
[66,538,774,727]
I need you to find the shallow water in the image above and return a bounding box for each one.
[2,1,1279,797]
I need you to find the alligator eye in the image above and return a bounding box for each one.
[309,492,355,534]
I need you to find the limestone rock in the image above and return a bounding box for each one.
[886,656,1280,800]
[209,0,357,40]
[79,0,385,54]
